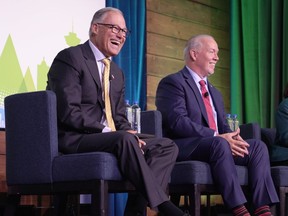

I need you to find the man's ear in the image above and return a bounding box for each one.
[91,23,99,36]
[189,49,197,61]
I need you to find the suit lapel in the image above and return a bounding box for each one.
[182,68,210,125]
[207,82,218,109]
[81,41,102,89]
[207,82,222,128]
[81,41,104,109]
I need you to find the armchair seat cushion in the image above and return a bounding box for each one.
[171,161,214,184]
[171,160,248,185]
[53,152,124,182]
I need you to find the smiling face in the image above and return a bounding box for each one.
[90,11,126,57]
[189,36,219,78]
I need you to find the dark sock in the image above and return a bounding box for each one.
[124,193,147,216]
[254,205,272,216]
[158,200,185,216]
[232,205,250,216]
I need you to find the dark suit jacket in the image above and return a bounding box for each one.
[47,40,131,154]
[273,98,288,162]
[156,67,231,160]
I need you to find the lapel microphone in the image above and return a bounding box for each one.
[204,92,209,97]
[109,74,115,81]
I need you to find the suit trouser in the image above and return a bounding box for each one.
[186,136,279,209]
[77,131,178,209]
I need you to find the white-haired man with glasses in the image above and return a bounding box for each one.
[47,7,189,216]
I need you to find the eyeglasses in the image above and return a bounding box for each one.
[97,23,130,38]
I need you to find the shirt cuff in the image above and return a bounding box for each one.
[102,126,112,133]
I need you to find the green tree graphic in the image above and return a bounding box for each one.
[22,67,36,92]
[0,35,23,95]
[0,30,81,127]
[65,32,81,47]
[37,58,50,90]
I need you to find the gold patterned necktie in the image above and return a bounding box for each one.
[102,58,116,131]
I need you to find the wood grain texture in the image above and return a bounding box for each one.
[146,0,231,112]
[0,131,5,154]
[0,131,5,181]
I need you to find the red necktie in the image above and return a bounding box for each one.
[199,80,217,131]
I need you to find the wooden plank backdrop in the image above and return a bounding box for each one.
[146,0,231,112]
[0,131,6,193]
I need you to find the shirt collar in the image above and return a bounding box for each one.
[185,66,208,85]
[89,40,112,62]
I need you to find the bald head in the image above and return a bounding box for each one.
[184,34,219,78]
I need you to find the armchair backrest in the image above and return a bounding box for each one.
[5,90,58,185]
[239,122,261,140]
[141,110,163,138]
[261,128,276,147]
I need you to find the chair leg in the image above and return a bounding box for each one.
[91,180,109,216]
[3,194,20,216]
[270,204,277,216]
[170,195,181,207]
[279,187,286,216]
[206,195,211,216]
[53,194,68,216]
[184,195,189,208]
[189,185,201,216]
[67,195,80,216]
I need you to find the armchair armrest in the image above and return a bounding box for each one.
[261,128,288,163]
[141,110,163,138]
[239,122,261,140]
[261,128,276,147]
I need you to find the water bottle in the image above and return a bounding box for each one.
[125,100,133,128]
[132,101,141,133]
[231,114,239,131]
[226,114,234,131]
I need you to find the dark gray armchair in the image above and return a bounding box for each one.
[4,90,162,216]
[5,90,275,216]
[261,128,288,216]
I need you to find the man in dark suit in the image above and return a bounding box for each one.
[156,34,279,216]
[47,7,189,216]
[274,83,288,165]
